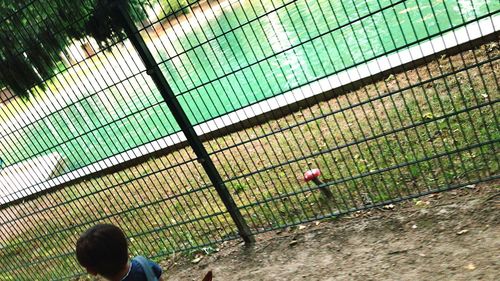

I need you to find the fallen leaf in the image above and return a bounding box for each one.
[464,263,476,270]
[191,256,203,264]
[423,112,434,120]
[412,225,418,229]
[298,225,307,230]
[415,200,430,207]
[289,240,298,246]
[385,74,395,82]
[383,204,395,210]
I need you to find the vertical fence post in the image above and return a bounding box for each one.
[111,1,254,243]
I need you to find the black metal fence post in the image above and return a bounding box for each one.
[111,1,254,243]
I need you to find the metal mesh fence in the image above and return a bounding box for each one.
[0,0,499,279]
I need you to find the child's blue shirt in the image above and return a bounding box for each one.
[121,258,162,281]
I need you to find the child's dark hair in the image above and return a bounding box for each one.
[76,224,128,277]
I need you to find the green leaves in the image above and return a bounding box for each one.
[0,0,148,98]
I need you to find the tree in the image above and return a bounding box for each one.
[0,0,148,99]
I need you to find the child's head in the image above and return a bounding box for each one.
[76,224,128,279]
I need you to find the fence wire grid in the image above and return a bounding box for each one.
[0,0,499,280]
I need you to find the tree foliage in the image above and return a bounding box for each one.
[0,0,148,99]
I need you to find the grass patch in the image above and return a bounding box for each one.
[0,41,498,280]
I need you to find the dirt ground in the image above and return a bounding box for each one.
[164,182,499,281]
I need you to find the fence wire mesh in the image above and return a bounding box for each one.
[0,0,499,279]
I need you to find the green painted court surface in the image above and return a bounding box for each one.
[0,0,498,173]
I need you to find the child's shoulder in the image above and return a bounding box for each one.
[122,257,162,281]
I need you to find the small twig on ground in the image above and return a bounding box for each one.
[387,248,413,255]
[258,242,273,252]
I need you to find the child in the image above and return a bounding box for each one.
[76,224,163,281]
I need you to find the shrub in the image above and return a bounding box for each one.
[158,0,189,19]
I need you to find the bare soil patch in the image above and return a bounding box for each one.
[165,182,499,280]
